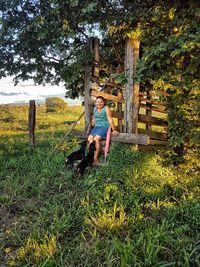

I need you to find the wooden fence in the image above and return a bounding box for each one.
[84,37,168,146]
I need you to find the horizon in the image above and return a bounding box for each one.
[0,98,82,106]
[0,76,82,105]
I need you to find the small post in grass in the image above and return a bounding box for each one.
[28,100,36,149]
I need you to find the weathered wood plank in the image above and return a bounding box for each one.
[71,126,168,141]
[112,110,168,126]
[70,130,150,145]
[112,133,150,145]
[124,38,133,133]
[138,114,168,127]
[93,38,100,79]
[103,82,124,90]
[84,38,94,131]
[132,38,140,134]
[138,128,168,141]
[139,97,165,106]
[112,111,168,127]
[139,90,169,97]
[139,104,166,113]
[90,89,123,103]
[124,37,140,133]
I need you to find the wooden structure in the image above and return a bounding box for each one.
[83,37,168,146]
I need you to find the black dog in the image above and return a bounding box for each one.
[64,140,87,167]
[75,140,96,176]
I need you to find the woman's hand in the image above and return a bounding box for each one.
[112,129,119,136]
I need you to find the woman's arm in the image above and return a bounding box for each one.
[91,115,95,127]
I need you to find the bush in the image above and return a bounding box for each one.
[45,97,67,113]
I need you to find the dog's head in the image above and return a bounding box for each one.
[89,140,96,152]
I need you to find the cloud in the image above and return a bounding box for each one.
[0,91,29,96]
[39,93,65,98]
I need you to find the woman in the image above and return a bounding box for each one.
[88,96,119,165]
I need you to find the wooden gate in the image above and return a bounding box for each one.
[84,37,168,146]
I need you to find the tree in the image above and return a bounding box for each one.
[0,0,134,97]
[45,97,67,113]
[133,1,200,156]
[0,0,102,97]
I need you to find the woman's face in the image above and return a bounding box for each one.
[96,98,105,109]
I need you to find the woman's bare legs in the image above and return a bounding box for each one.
[88,135,94,144]
[88,135,101,165]
[93,135,101,164]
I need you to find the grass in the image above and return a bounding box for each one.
[0,104,200,266]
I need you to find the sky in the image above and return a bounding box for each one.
[0,77,82,105]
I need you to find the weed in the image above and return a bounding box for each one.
[0,104,199,266]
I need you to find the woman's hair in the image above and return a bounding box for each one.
[96,96,106,103]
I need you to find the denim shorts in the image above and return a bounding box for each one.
[90,126,109,139]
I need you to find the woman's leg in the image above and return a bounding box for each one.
[88,135,94,144]
[93,135,101,164]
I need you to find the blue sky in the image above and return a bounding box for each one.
[0,77,81,105]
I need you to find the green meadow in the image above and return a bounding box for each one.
[0,104,200,267]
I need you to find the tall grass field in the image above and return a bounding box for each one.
[0,104,200,266]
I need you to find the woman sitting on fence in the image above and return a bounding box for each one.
[88,96,119,165]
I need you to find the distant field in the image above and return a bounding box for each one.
[0,104,84,135]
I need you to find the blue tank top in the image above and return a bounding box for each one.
[94,106,109,128]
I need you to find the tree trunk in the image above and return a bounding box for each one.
[124,37,140,133]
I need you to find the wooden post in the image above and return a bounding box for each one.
[84,38,93,131]
[93,37,100,83]
[117,91,123,132]
[124,37,140,134]
[84,37,100,131]
[28,100,36,149]
[112,133,150,145]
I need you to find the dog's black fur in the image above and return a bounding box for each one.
[65,141,87,167]
[75,140,96,176]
